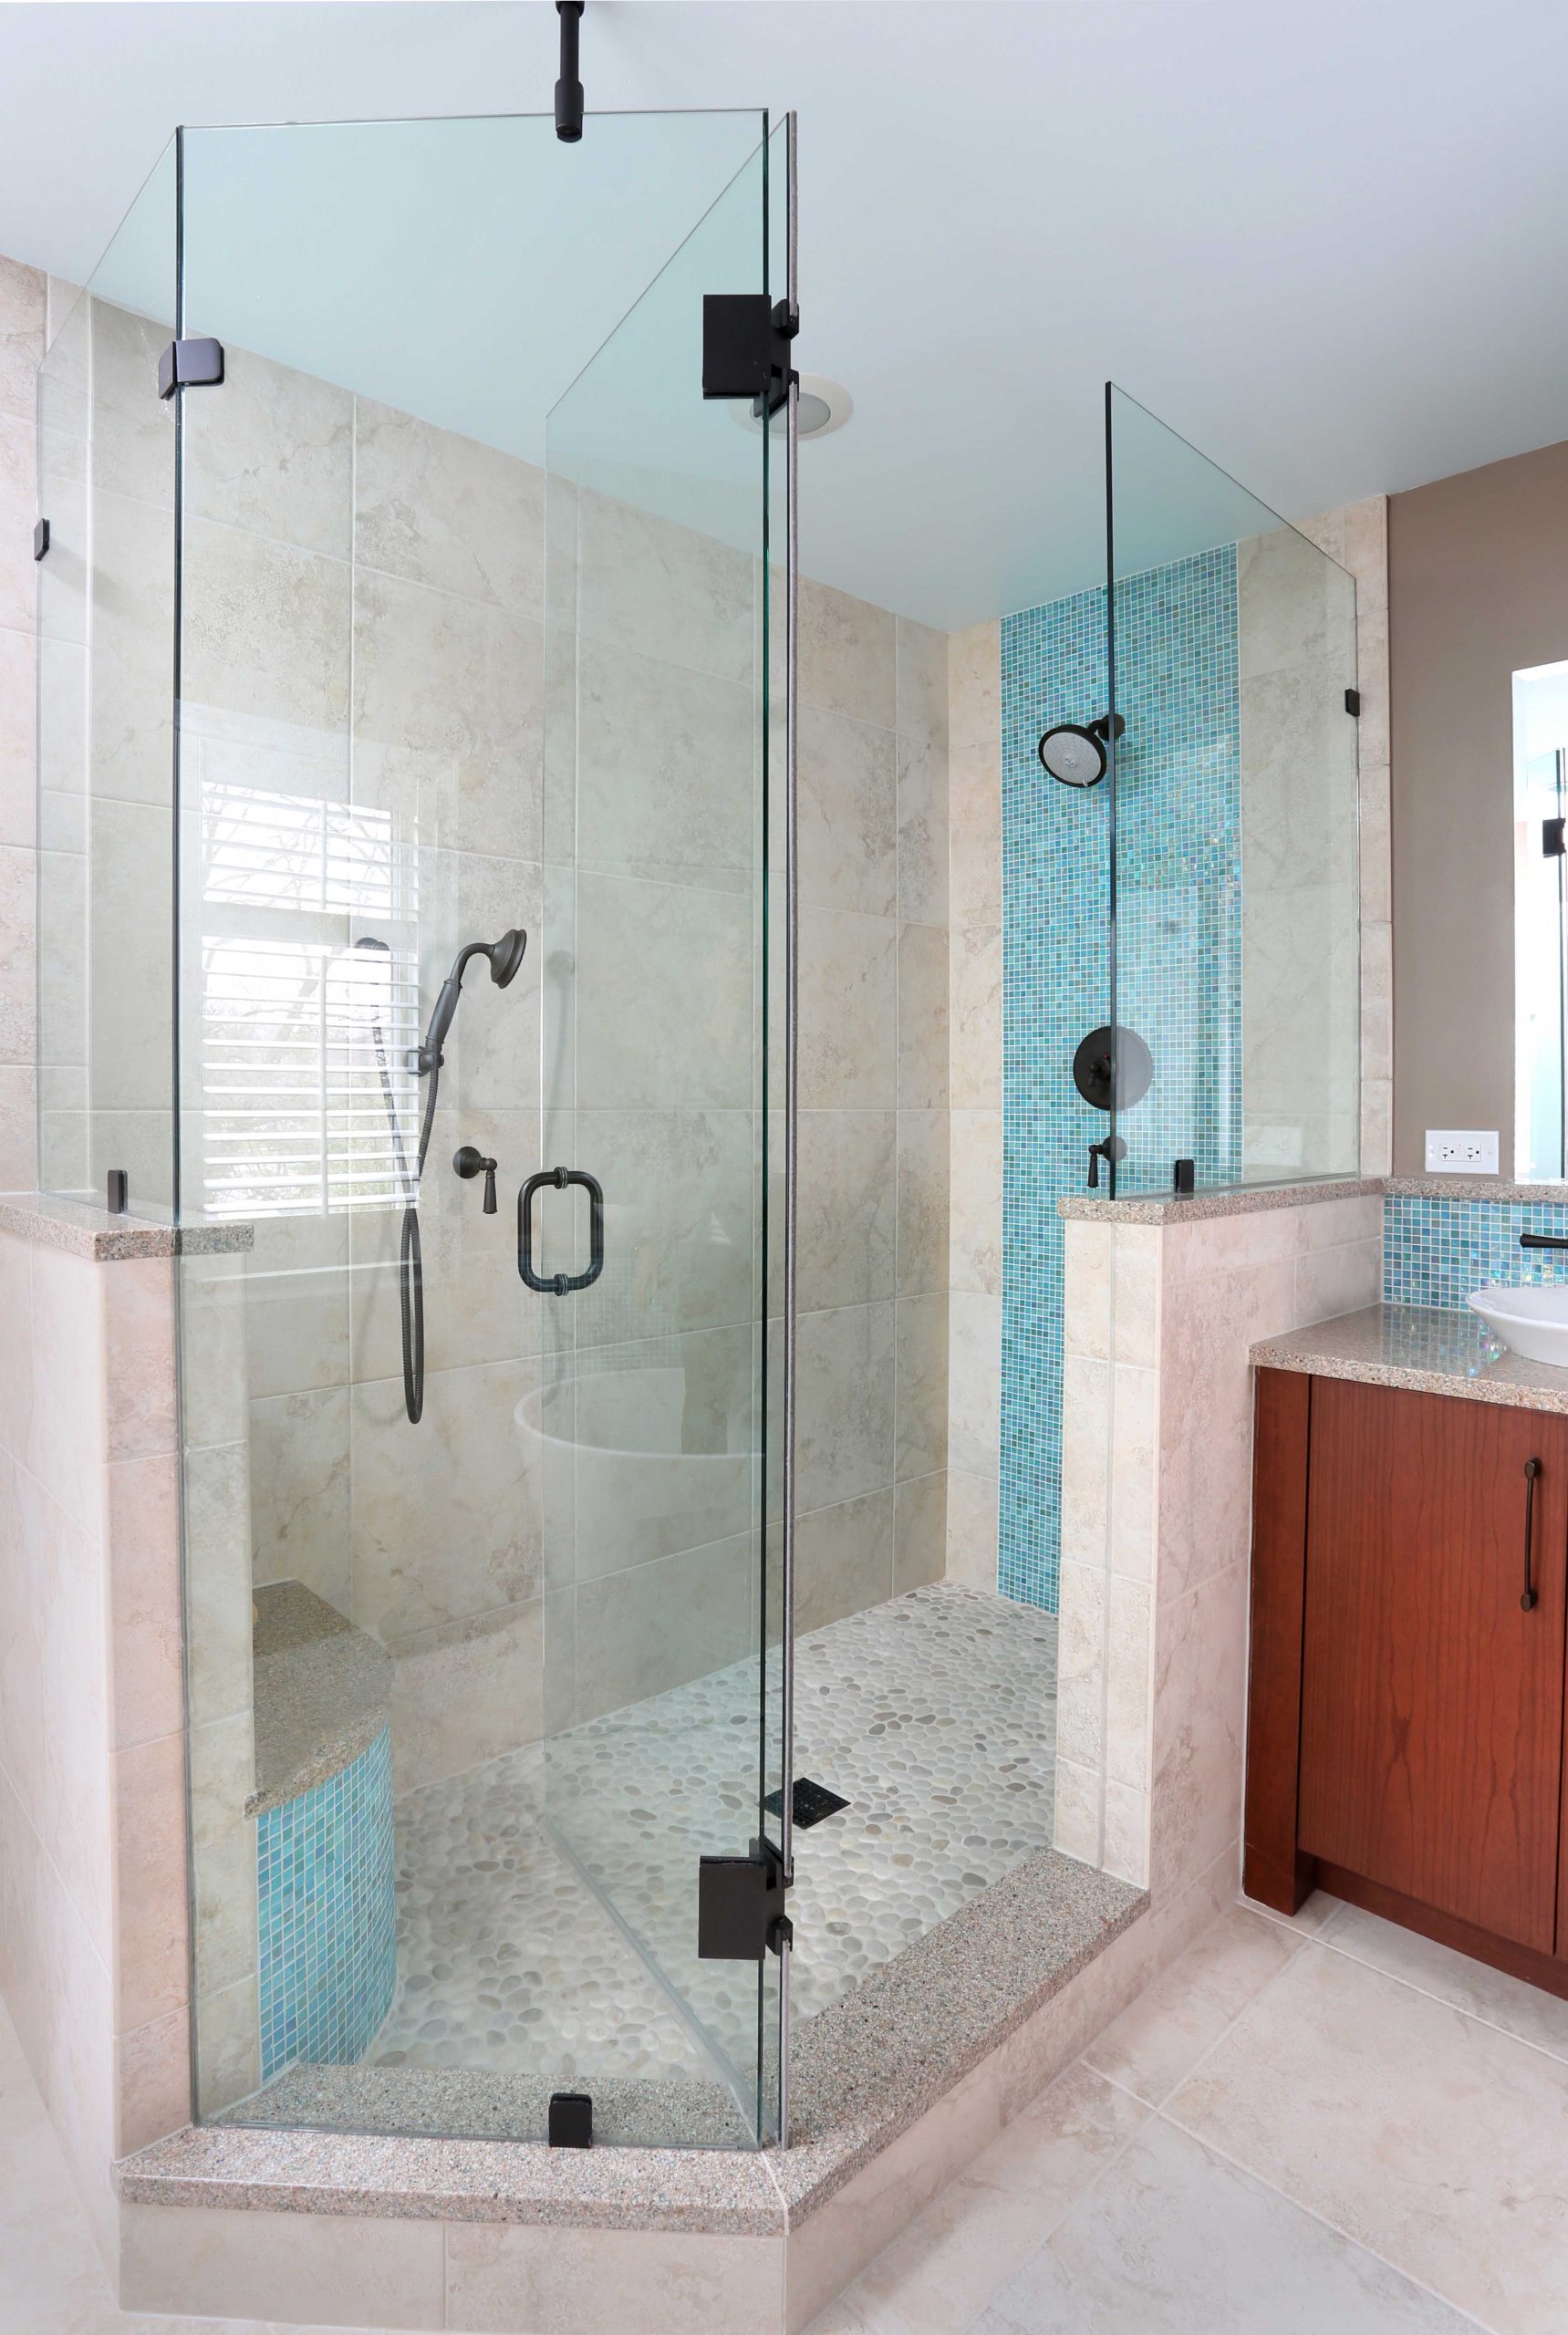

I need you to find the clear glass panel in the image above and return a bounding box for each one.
[36,140,177,1215]
[1106,385,1360,1194]
[541,127,783,2146]
[167,109,784,2151]
[1512,660,1568,1180]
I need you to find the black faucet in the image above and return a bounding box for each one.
[1521,1231,1568,1251]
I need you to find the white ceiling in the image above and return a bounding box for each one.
[3,0,1566,628]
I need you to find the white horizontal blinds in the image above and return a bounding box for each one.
[199,774,419,1219]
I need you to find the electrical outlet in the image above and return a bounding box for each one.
[1424,1129,1500,1174]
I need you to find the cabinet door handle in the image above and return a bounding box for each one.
[1522,1457,1542,1612]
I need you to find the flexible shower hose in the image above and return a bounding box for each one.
[369,1017,440,1425]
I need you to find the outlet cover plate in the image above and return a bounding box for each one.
[1425,1129,1500,1174]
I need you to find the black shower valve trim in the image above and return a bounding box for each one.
[454,1146,500,1215]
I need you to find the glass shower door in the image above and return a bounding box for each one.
[537,126,791,2144]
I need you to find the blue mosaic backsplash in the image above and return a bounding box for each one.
[257,1723,396,2081]
[1000,548,1241,1613]
[1384,1194,1568,1312]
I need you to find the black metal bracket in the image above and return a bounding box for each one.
[1345,687,1361,716]
[518,1165,604,1294]
[555,1,584,143]
[106,1168,128,1217]
[1544,818,1566,858]
[1173,1157,1196,1195]
[698,1835,792,1961]
[548,2091,592,2148]
[702,294,798,416]
[33,518,48,561]
[158,337,225,401]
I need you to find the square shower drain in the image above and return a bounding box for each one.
[765,1777,849,1830]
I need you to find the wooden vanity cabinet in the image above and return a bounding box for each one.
[1247,1368,1568,1994]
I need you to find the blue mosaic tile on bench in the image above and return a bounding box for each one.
[256,1722,396,2081]
[1000,546,1241,1615]
[1384,1194,1568,1313]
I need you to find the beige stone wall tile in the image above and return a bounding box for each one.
[950,922,1002,1110]
[799,699,897,916]
[448,2221,785,2335]
[894,1469,947,1593]
[949,620,1000,751]
[799,574,896,728]
[356,396,545,618]
[894,1289,949,1480]
[121,2202,446,2328]
[111,1730,189,2037]
[794,1487,895,1634]
[390,1597,545,1791]
[950,1106,1002,1297]
[945,1463,997,1592]
[185,347,352,558]
[897,732,949,925]
[795,1299,896,1510]
[115,2001,191,2156]
[897,920,950,1109]
[895,1106,949,1299]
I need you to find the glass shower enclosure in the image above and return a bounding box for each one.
[1101,386,1361,1196]
[37,109,797,2150]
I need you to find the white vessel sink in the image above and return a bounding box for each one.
[1468,1282,1568,1367]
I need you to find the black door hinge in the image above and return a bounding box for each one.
[698,1834,792,1960]
[1544,818,1566,858]
[701,295,799,418]
[33,518,48,561]
[1344,687,1361,716]
[158,337,225,400]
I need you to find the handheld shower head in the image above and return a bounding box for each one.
[420,929,529,1071]
[485,927,528,989]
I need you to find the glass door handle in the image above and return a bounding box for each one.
[518,1166,604,1295]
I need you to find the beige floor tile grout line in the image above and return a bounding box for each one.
[1310,1924,1568,2074]
[1250,1884,1568,2077]
[1148,2104,1499,2335]
[1133,1912,1506,2334]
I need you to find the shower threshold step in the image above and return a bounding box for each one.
[118,1847,1145,2238]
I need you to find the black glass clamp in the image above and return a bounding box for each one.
[518,1166,604,1294]
[157,337,225,400]
[697,1836,792,1962]
[701,293,798,416]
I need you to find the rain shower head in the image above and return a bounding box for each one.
[1037,713,1126,790]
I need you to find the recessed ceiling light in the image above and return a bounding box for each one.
[732,373,853,439]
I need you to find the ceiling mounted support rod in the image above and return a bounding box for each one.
[556,2,585,143]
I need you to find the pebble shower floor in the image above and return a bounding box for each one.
[227,1583,1057,2139]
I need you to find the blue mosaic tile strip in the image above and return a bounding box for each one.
[256,1723,396,2081]
[1384,1194,1568,1312]
[1000,547,1241,1614]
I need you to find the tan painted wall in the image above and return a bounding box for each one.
[1390,437,1568,1174]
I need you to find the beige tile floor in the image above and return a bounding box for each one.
[5,1892,1567,2334]
[816,1892,1568,2335]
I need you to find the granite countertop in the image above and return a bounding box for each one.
[248,1583,393,1817]
[1252,1302,1568,1413]
[0,1190,254,1261]
[1059,1174,1384,1226]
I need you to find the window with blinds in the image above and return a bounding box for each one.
[198,775,420,1221]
